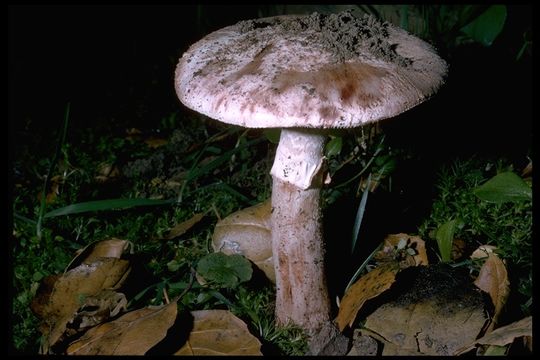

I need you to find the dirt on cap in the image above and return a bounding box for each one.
[237,11,412,66]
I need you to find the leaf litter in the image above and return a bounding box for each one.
[28,222,523,355]
[362,264,489,355]
[471,245,510,331]
[212,199,274,282]
[31,234,264,355]
[334,232,521,356]
[31,239,132,353]
[336,233,427,332]
[67,300,178,355]
[175,310,262,355]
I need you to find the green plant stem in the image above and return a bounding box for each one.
[344,242,383,294]
[351,173,371,254]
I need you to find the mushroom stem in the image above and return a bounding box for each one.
[270,128,331,335]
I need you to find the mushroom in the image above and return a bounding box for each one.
[175,11,447,348]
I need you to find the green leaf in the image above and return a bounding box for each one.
[460,5,507,46]
[474,172,532,203]
[197,253,252,289]
[373,156,396,179]
[325,136,343,157]
[435,219,458,263]
[483,345,508,356]
[43,198,176,218]
[263,129,281,144]
[167,260,182,272]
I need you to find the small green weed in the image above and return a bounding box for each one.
[231,286,309,355]
[419,158,532,315]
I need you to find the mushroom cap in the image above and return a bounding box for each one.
[175,11,447,129]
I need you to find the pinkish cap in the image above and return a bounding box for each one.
[175,12,447,129]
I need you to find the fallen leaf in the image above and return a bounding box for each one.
[72,289,128,329]
[451,238,467,260]
[66,238,131,272]
[95,162,121,183]
[471,245,509,330]
[471,244,497,259]
[525,336,533,352]
[37,175,64,204]
[375,233,429,267]
[456,316,532,355]
[175,310,262,355]
[335,262,400,331]
[365,337,421,356]
[363,265,489,355]
[125,127,142,138]
[32,258,131,353]
[521,160,532,178]
[144,136,168,148]
[31,274,60,319]
[212,199,274,282]
[85,239,132,262]
[163,213,204,240]
[67,300,178,355]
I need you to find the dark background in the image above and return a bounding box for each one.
[9,5,266,135]
[8,5,533,164]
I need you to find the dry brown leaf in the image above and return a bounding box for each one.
[33,258,131,353]
[31,274,60,319]
[164,213,205,240]
[363,266,488,355]
[471,244,497,259]
[521,160,532,178]
[335,262,400,331]
[456,316,532,355]
[375,233,428,267]
[67,300,178,355]
[37,175,64,204]
[212,200,274,282]
[125,127,142,138]
[525,336,533,352]
[95,162,120,183]
[471,245,509,330]
[66,238,131,272]
[72,289,128,329]
[85,239,131,262]
[374,341,422,355]
[144,136,169,148]
[451,238,467,260]
[175,310,262,355]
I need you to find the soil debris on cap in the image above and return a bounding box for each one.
[237,11,412,66]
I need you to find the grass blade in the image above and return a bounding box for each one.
[43,198,176,218]
[351,173,371,254]
[344,242,383,294]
